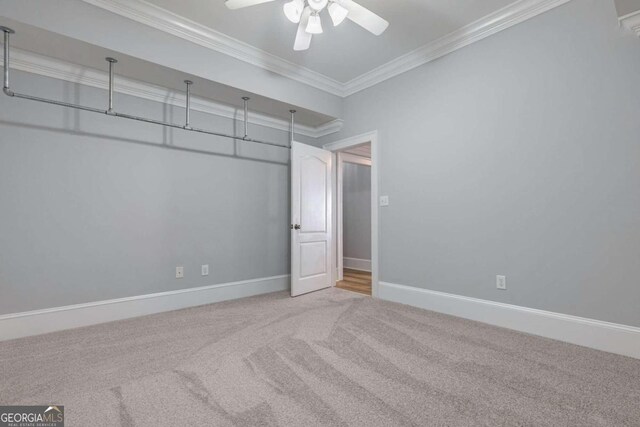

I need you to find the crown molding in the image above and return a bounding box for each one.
[80,0,571,98]
[0,48,342,138]
[80,0,344,97]
[620,10,640,37]
[313,118,345,138]
[342,0,572,96]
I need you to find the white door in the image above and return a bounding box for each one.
[291,141,333,297]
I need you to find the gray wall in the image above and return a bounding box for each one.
[0,71,314,315]
[343,162,371,261]
[321,0,640,327]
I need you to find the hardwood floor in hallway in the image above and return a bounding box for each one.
[336,268,372,295]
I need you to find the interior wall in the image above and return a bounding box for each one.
[320,0,640,327]
[343,162,371,261]
[0,70,317,315]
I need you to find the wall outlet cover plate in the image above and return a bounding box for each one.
[496,275,506,290]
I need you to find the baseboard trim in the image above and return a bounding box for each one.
[0,275,290,341]
[343,258,372,272]
[379,282,640,359]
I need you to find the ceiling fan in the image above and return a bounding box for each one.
[225,0,389,51]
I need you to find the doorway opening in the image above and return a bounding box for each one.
[335,145,372,295]
[323,131,379,297]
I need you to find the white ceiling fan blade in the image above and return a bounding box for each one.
[225,0,276,10]
[294,7,313,51]
[338,0,389,35]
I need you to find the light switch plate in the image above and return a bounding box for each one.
[176,266,184,279]
[201,264,209,276]
[380,195,389,207]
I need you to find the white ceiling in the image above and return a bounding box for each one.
[615,0,640,16]
[144,0,518,83]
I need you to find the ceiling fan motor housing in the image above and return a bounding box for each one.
[308,0,329,12]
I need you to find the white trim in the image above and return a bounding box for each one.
[81,0,571,97]
[324,131,379,297]
[337,151,371,281]
[343,258,372,272]
[324,131,378,152]
[379,282,640,360]
[0,275,290,341]
[342,0,572,96]
[0,49,343,139]
[80,0,344,96]
[313,119,345,138]
[620,10,640,37]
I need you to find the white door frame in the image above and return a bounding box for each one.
[336,152,371,282]
[323,131,379,297]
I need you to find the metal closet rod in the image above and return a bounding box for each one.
[1,27,296,150]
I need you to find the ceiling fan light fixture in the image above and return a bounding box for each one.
[328,2,348,26]
[306,12,323,34]
[283,0,304,23]
[225,0,389,51]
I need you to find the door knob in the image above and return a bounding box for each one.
[294,224,301,230]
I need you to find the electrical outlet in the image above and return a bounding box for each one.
[176,266,184,279]
[380,195,389,207]
[496,275,506,290]
[201,264,209,276]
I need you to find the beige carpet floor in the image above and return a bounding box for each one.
[1,288,639,426]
